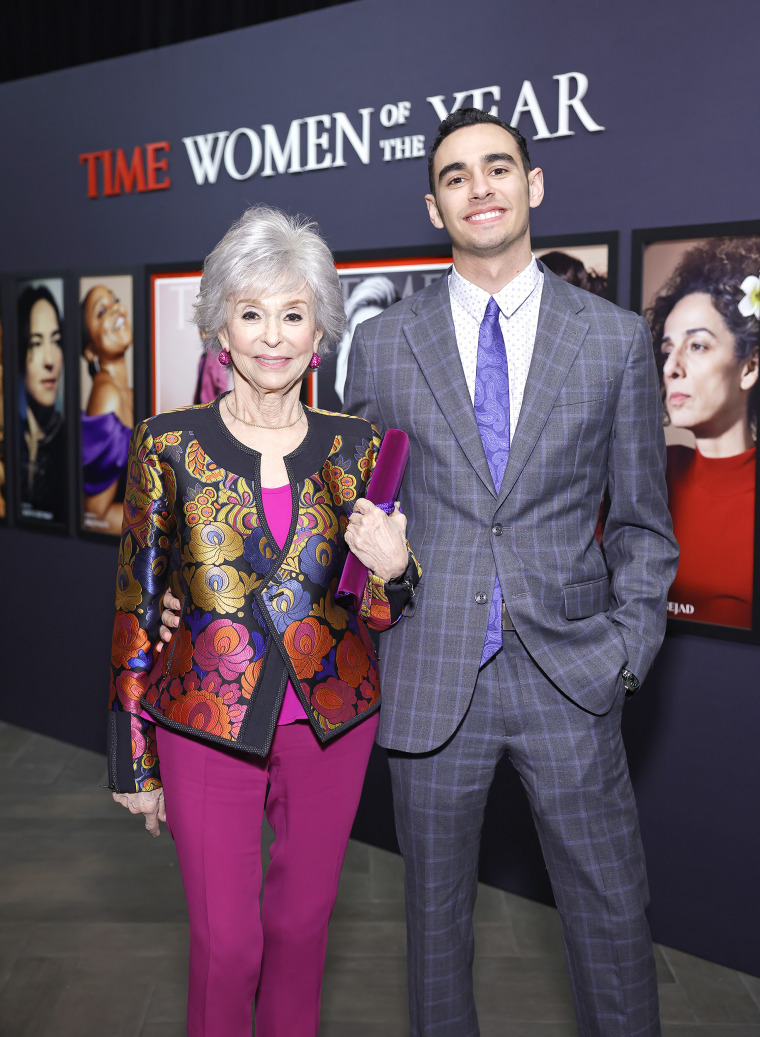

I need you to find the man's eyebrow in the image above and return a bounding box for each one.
[483,152,517,166]
[437,161,466,184]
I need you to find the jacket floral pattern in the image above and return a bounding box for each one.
[107,399,419,794]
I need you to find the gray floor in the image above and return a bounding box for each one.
[1,721,758,1037]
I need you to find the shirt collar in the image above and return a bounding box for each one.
[449,256,542,322]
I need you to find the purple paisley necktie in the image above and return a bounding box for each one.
[474,296,510,665]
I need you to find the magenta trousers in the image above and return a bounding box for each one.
[156,712,378,1037]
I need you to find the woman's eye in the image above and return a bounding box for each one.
[241,310,259,321]
[284,312,303,322]
[689,340,707,352]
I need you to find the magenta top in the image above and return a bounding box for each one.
[261,484,309,725]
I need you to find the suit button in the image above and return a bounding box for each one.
[492,523,503,536]
[475,592,488,604]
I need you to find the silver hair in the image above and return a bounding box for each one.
[345,276,400,320]
[194,205,347,355]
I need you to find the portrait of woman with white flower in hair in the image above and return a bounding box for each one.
[645,236,760,629]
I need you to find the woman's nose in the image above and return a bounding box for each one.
[663,346,683,378]
[261,317,280,345]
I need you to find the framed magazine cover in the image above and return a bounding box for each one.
[308,245,453,414]
[10,273,72,533]
[533,231,618,303]
[77,270,144,540]
[147,264,231,416]
[631,221,760,643]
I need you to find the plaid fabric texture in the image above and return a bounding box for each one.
[389,637,659,1037]
[344,264,676,1035]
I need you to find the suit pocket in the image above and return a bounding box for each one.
[563,576,610,620]
[554,379,613,407]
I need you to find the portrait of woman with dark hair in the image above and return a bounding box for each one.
[539,250,608,298]
[646,236,760,628]
[79,278,134,535]
[17,282,68,523]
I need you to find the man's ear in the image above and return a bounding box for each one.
[425,193,444,230]
[528,167,544,209]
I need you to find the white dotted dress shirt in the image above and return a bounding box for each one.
[449,258,544,441]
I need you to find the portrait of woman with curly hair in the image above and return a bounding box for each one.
[645,235,760,629]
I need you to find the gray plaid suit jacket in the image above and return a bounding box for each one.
[344,264,679,753]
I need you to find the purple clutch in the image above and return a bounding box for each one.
[335,428,410,611]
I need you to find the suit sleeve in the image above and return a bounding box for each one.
[344,322,386,431]
[604,315,679,682]
[107,422,176,793]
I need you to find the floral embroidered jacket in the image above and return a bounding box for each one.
[107,399,419,794]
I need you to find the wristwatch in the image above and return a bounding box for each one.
[387,553,416,599]
[621,668,640,696]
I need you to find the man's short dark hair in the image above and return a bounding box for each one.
[427,108,531,194]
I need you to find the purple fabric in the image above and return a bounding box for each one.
[261,484,308,725]
[474,297,510,666]
[336,428,410,611]
[81,410,132,496]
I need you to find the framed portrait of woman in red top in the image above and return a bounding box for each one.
[632,221,760,643]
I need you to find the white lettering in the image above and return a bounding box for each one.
[378,135,426,161]
[181,131,229,185]
[553,72,605,136]
[332,108,374,167]
[380,104,400,128]
[426,94,450,122]
[302,114,332,171]
[380,101,413,127]
[260,121,302,177]
[223,128,262,180]
[426,85,501,121]
[510,80,553,140]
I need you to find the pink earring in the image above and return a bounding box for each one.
[218,348,231,367]
[308,352,322,369]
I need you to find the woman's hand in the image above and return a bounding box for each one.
[344,499,409,582]
[112,788,166,838]
[154,589,182,653]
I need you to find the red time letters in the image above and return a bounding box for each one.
[79,142,171,199]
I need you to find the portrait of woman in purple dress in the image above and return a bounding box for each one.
[80,277,134,535]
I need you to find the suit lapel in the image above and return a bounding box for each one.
[497,269,589,506]
[404,275,497,497]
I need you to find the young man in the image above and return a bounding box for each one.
[344,108,678,1037]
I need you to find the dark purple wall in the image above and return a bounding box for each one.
[1,0,757,975]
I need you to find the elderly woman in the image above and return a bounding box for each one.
[17,284,67,522]
[109,205,419,1037]
[647,237,760,628]
[81,282,134,534]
